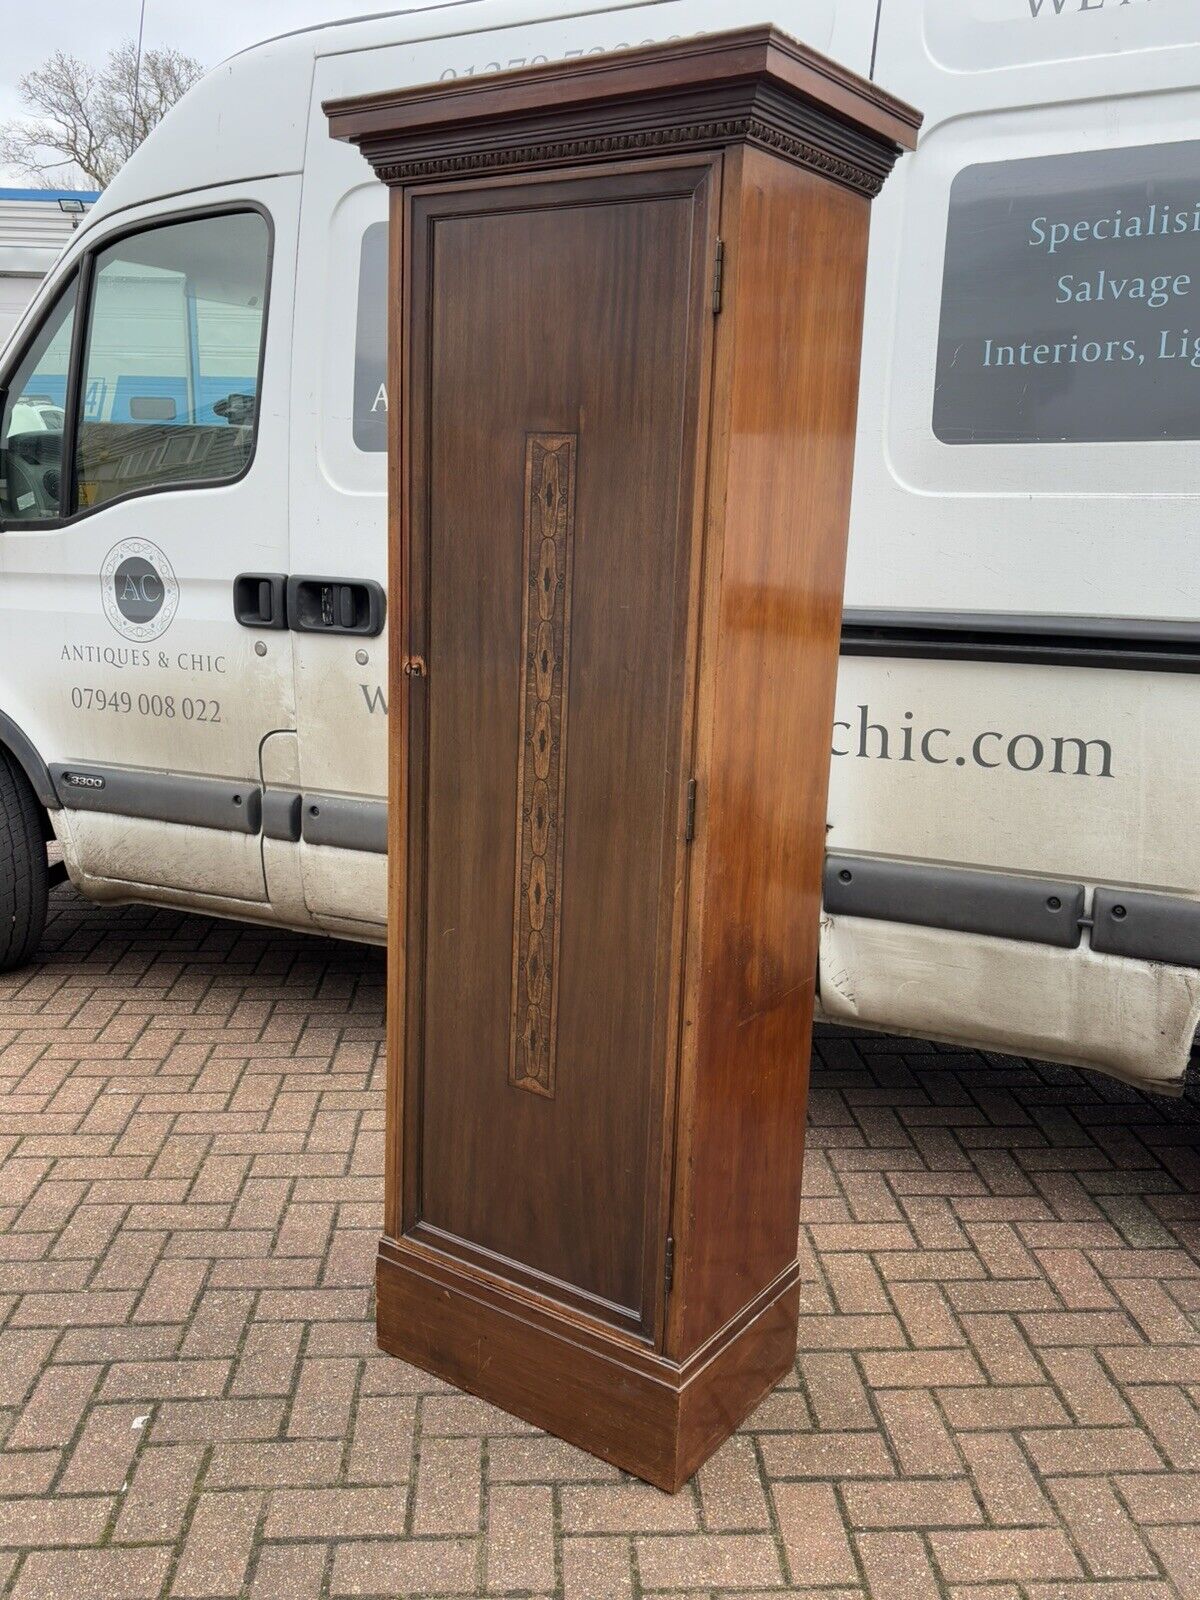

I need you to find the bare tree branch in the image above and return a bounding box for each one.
[0,42,203,190]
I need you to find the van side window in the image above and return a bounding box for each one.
[75,211,269,511]
[0,281,77,523]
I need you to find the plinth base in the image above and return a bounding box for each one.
[376,1237,800,1493]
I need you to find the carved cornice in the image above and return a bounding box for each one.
[329,25,918,199]
[375,116,885,197]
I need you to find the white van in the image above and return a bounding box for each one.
[1,0,1197,1092]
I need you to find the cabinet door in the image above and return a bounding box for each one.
[402,162,716,1335]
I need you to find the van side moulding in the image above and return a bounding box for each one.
[301,793,387,854]
[262,789,303,842]
[1092,888,1200,970]
[50,764,262,834]
[841,609,1200,674]
[824,854,1085,948]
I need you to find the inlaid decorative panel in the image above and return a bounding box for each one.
[509,434,577,1098]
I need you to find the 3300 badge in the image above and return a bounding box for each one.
[100,538,180,642]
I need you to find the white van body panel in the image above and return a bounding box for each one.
[850,2,1200,618]
[821,916,1200,1093]
[95,42,315,217]
[3,0,1199,1090]
[817,0,1200,1086]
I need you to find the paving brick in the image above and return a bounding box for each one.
[1040,1348,1134,1425]
[172,1490,262,1596]
[696,1436,771,1531]
[248,1544,328,1600]
[10,1547,172,1600]
[931,1528,1083,1584]
[1124,1383,1200,1469]
[0,1450,58,1495]
[345,1394,416,1484]
[265,1485,408,1540]
[115,1443,205,1543]
[413,1436,482,1534]
[744,1385,812,1430]
[635,1532,783,1589]
[487,1484,556,1590]
[864,1349,986,1388]
[1102,1345,1200,1385]
[958,1313,1043,1385]
[180,1289,254,1358]
[891,1282,967,1348]
[0,1494,112,1545]
[773,1482,859,1585]
[58,1401,144,1491]
[959,1430,1056,1525]
[798,1351,875,1430]
[1022,1426,1164,1476]
[822,1252,892,1312]
[6,1363,99,1447]
[331,1539,477,1596]
[422,1392,538,1437]
[100,1357,230,1401]
[152,1398,286,1441]
[876,1389,963,1475]
[856,1529,943,1600]
[1035,1249,1118,1310]
[285,1357,357,1438]
[758,1428,894,1479]
[938,1385,1069,1431]
[562,1535,634,1600]
[134,1258,208,1323]
[842,1477,983,1529]
[487,1434,621,1482]
[230,1323,303,1397]
[11,1288,136,1326]
[206,1440,343,1489]
[0,1330,57,1409]
[1116,1471,1200,1523]
[561,1483,697,1534]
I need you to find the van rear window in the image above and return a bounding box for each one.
[934,140,1200,445]
[354,223,388,453]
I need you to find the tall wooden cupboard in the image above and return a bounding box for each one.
[328,27,919,1491]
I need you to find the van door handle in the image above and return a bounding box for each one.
[234,572,287,629]
[286,576,386,637]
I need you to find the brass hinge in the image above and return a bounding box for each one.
[712,238,724,315]
[684,778,697,843]
[664,1235,675,1297]
[403,655,426,679]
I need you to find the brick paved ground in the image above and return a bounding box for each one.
[0,886,1198,1599]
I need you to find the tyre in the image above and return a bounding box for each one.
[0,746,49,972]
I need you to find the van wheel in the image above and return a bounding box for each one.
[0,747,49,972]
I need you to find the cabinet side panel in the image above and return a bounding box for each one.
[675,148,870,1355]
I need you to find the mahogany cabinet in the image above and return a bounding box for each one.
[328,27,918,1491]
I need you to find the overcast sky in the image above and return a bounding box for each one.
[1,1,390,184]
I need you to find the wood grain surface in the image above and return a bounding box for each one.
[335,28,916,1488]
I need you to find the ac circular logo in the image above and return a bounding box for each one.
[100,539,179,642]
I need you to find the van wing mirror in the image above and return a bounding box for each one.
[213,392,256,427]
